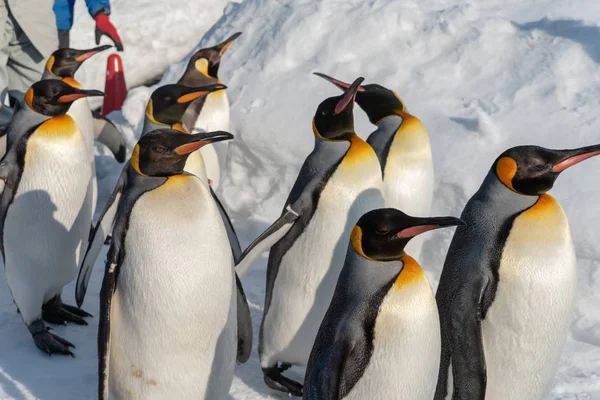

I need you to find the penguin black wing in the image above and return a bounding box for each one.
[236,139,349,280]
[235,273,252,363]
[98,172,167,399]
[76,163,129,307]
[0,133,27,257]
[210,185,242,260]
[92,110,127,162]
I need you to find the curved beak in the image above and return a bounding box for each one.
[334,77,364,115]
[314,72,367,94]
[397,216,465,239]
[75,45,112,62]
[215,32,242,56]
[552,144,600,172]
[58,88,105,103]
[174,130,234,154]
[177,83,228,103]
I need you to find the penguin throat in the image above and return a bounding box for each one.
[394,255,424,288]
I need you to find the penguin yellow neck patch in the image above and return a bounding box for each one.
[344,135,374,164]
[350,225,376,260]
[394,255,424,288]
[312,120,325,140]
[130,144,147,176]
[496,157,518,192]
[194,58,211,78]
[45,55,56,75]
[391,90,407,112]
[62,77,82,89]
[34,115,78,138]
[171,122,188,133]
[24,88,35,111]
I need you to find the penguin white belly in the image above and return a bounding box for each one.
[482,194,575,400]
[382,117,433,261]
[109,176,236,400]
[195,91,229,190]
[183,151,209,184]
[345,276,440,400]
[67,98,97,216]
[261,144,384,367]
[4,125,91,324]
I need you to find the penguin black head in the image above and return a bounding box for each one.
[313,77,364,141]
[494,144,600,196]
[24,80,105,117]
[147,83,228,126]
[314,73,406,124]
[183,32,242,82]
[351,208,465,261]
[131,129,234,177]
[46,45,112,77]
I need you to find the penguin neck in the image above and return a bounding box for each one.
[474,170,539,215]
[41,69,60,81]
[21,103,51,125]
[142,117,169,136]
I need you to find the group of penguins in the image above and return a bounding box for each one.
[0,29,598,400]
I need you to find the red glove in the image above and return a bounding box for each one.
[95,13,124,51]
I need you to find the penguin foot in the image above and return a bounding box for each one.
[42,296,92,326]
[263,366,303,397]
[28,320,75,357]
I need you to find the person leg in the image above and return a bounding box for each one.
[6,11,45,95]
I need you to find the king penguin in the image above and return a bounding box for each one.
[177,32,241,190]
[41,45,127,163]
[434,144,600,400]
[314,73,433,261]
[0,80,104,355]
[304,208,464,400]
[238,77,384,395]
[92,129,248,399]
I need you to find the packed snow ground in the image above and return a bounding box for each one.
[2,0,600,398]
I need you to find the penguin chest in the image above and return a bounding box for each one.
[382,116,433,217]
[67,98,94,160]
[262,144,383,365]
[482,194,576,400]
[345,271,440,400]
[4,121,91,306]
[110,176,236,399]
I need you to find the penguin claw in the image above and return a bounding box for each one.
[42,296,91,325]
[30,326,75,357]
[263,366,303,397]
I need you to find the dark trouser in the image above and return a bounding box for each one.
[58,29,69,49]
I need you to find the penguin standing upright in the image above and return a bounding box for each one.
[177,32,241,190]
[240,77,384,395]
[41,46,127,163]
[304,208,463,400]
[315,73,433,260]
[92,129,244,399]
[0,80,104,355]
[434,144,600,400]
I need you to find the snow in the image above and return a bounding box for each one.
[2,0,600,398]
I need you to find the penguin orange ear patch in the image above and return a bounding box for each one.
[496,157,518,192]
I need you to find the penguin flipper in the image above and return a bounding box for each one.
[235,273,252,363]
[98,253,120,400]
[92,110,127,163]
[0,143,25,255]
[235,204,301,277]
[440,277,492,400]
[210,185,242,260]
[76,164,128,307]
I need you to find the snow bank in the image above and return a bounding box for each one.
[2,0,600,398]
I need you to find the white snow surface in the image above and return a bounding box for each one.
[2,0,600,398]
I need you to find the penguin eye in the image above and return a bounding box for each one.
[164,96,172,102]
[532,164,546,172]
[375,229,390,236]
[152,146,167,153]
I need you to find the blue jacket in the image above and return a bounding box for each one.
[53,0,111,31]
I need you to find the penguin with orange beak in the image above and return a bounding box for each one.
[0,79,104,356]
[435,144,600,400]
[177,32,242,191]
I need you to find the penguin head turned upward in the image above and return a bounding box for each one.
[146,83,228,127]
[351,208,465,261]
[314,72,406,125]
[24,80,105,117]
[45,45,112,78]
[494,144,600,196]
[130,129,234,177]
[182,32,242,84]
[312,77,365,141]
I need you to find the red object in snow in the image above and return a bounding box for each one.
[102,54,127,116]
